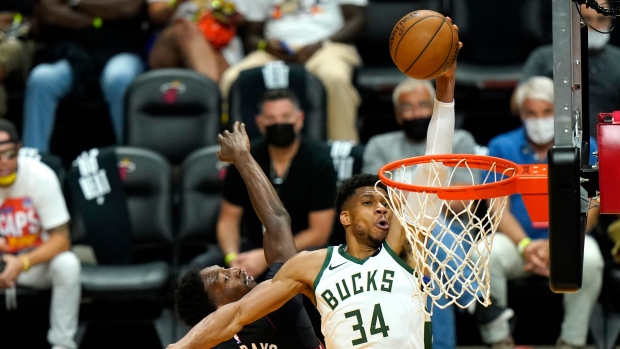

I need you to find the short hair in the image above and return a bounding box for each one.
[0,118,20,144]
[335,173,387,214]
[511,76,554,114]
[392,78,435,106]
[259,89,301,111]
[175,269,218,327]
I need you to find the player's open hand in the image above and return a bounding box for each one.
[438,17,461,80]
[217,122,251,163]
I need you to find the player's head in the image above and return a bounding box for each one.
[392,78,435,142]
[256,89,304,148]
[0,119,21,187]
[511,76,554,145]
[175,266,257,326]
[580,0,613,50]
[336,174,390,248]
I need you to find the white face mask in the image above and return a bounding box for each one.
[524,116,555,144]
[588,29,610,50]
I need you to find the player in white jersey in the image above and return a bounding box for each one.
[167,23,462,349]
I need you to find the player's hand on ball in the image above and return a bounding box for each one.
[217,122,251,163]
[438,17,461,80]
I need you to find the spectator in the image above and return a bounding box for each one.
[219,0,366,143]
[0,11,34,119]
[520,0,620,138]
[362,77,483,349]
[22,0,147,151]
[0,119,81,349]
[190,88,336,279]
[147,0,245,83]
[475,76,603,349]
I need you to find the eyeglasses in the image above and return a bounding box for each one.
[396,101,433,112]
[0,148,18,161]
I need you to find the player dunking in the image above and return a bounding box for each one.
[168,29,462,349]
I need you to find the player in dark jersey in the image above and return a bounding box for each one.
[174,122,324,349]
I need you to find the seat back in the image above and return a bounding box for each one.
[66,146,174,264]
[176,145,226,264]
[228,61,327,141]
[124,68,222,165]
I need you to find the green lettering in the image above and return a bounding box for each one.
[367,270,377,291]
[352,273,363,295]
[381,270,394,292]
[336,279,352,300]
[321,289,339,310]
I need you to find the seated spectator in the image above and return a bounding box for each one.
[190,89,336,279]
[175,121,324,348]
[147,0,245,83]
[475,76,603,349]
[362,77,484,349]
[520,0,620,138]
[0,11,35,118]
[0,119,81,349]
[219,0,366,143]
[22,0,146,151]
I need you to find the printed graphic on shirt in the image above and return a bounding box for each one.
[0,197,42,252]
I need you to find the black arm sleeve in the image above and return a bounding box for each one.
[265,263,323,349]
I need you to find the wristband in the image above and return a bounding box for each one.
[517,237,532,256]
[20,256,30,272]
[257,39,267,51]
[13,13,22,25]
[92,16,103,29]
[224,253,237,266]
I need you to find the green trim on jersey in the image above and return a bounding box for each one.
[336,244,376,264]
[383,241,415,275]
[313,245,334,291]
[424,319,433,349]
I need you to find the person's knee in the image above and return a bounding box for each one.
[27,63,66,91]
[101,54,143,89]
[311,63,351,86]
[49,251,81,285]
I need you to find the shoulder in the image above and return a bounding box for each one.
[365,131,405,149]
[277,249,328,282]
[18,157,59,183]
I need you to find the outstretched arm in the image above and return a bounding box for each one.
[217,122,297,264]
[168,250,323,349]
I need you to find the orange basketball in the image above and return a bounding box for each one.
[389,10,459,80]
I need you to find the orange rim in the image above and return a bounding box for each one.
[378,154,548,201]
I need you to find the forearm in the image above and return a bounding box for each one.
[73,0,143,20]
[23,227,70,266]
[217,221,241,256]
[148,2,175,27]
[175,303,243,349]
[292,228,329,251]
[435,73,455,103]
[328,5,365,43]
[37,0,93,28]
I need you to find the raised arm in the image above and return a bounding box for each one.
[217,122,297,264]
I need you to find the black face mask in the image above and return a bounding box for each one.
[264,123,297,148]
[402,117,432,142]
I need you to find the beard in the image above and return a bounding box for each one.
[354,223,385,249]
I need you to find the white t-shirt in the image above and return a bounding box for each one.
[0,157,70,253]
[237,0,368,47]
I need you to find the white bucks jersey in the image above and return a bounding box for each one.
[314,242,432,349]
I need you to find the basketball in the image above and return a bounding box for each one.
[389,10,459,80]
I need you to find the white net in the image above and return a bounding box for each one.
[380,157,516,315]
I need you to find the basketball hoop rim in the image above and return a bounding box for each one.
[378,154,523,200]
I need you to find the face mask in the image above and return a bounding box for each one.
[524,116,555,144]
[264,123,297,148]
[402,117,432,142]
[588,29,610,51]
[0,171,17,186]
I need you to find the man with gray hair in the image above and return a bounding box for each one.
[477,76,603,349]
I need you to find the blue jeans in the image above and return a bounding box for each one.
[427,216,477,349]
[23,53,144,151]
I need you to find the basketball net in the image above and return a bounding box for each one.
[380,157,514,315]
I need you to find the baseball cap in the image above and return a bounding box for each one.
[0,119,20,145]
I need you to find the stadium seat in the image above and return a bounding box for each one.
[227,61,327,141]
[176,145,226,269]
[124,68,222,165]
[66,146,175,348]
